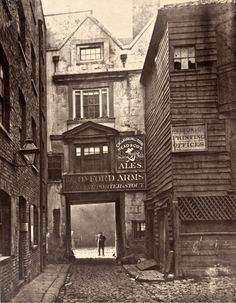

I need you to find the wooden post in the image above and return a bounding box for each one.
[173,200,181,277]
[66,200,72,258]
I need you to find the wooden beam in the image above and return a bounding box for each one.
[173,200,182,277]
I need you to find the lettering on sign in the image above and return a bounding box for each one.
[116,136,145,171]
[63,172,146,193]
[171,125,206,152]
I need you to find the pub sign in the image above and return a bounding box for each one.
[116,135,145,171]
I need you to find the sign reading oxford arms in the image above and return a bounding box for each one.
[63,135,146,193]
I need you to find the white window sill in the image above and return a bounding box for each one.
[0,256,11,263]
[0,123,11,140]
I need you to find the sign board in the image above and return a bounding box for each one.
[63,172,146,193]
[171,125,206,152]
[116,135,145,171]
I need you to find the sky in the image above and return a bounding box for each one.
[41,0,193,38]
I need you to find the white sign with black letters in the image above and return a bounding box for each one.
[171,125,206,152]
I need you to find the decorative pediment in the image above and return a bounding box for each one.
[62,121,119,142]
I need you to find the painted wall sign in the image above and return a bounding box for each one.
[171,125,206,152]
[63,172,146,193]
[116,135,145,171]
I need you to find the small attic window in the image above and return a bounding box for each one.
[77,43,103,63]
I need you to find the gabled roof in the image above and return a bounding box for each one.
[45,12,124,51]
[45,10,155,52]
[45,10,91,50]
[63,121,119,141]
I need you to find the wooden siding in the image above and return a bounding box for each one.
[145,26,172,198]
[168,19,231,196]
[179,221,236,276]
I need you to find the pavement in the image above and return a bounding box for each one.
[10,264,70,303]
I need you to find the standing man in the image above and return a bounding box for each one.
[96,232,106,256]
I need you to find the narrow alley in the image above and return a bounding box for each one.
[56,260,236,303]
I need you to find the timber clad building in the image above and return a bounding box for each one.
[0,0,47,301]
[45,1,158,261]
[141,0,236,276]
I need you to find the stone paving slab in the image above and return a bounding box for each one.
[136,259,157,271]
[123,264,165,282]
[11,264,70,303]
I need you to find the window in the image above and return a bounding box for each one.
[0,190,11,256]
[174,46,196,70]
[0,45,10,131]
[19,90,26,147]
[17,1,26,50]
[31,117,37,145]
[30,205,38,246]
[48,155,62,180]
[133,221,146,240]
[75,144,110,172]
[31,44,36,83]
[77,44,103,62]
[73,88,109,119]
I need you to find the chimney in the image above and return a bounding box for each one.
[132,0,160,38]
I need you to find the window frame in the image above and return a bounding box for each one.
[0,190,11,256]
[31,44,37,84]
[30,204,38,247]
[74,143,111,173]
[19,89,26,147]
[76,43,104,64]
[132,220,146,240]
[73,87,109,119]
[17,1,26,51]
[0,44,10,132]
[173,45,196,71]
[48,154,62,181]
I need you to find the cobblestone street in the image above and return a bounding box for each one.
[56,260,236,303]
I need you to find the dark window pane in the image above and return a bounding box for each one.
[75,93,81,118]
[174,60,181,70]
[174,46,196,70]
[83,90,99,118]
[0,190,11,256]
[19,91,26,147]
[102,90,108,117]
[0,46,10,131]
[133,221,146,239]
[48,156,62,180]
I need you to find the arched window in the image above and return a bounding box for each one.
[0,190,11,256]
[30,204,38,246]
[0,44,10,131]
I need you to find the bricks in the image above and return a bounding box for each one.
[0,0,46,300]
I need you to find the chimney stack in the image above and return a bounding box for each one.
[132,0,160,38]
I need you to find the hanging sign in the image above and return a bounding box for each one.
[116,135,145,171]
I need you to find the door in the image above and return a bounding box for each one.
[19,198,26,280]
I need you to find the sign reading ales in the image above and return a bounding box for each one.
[171,125,206,152]
[116,136,145,171]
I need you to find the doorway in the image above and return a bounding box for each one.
[70,202,116,259]
[19,197,27,280]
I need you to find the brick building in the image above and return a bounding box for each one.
[45,1,158,261]
[0,0,47,300]
[141,0,236,276]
